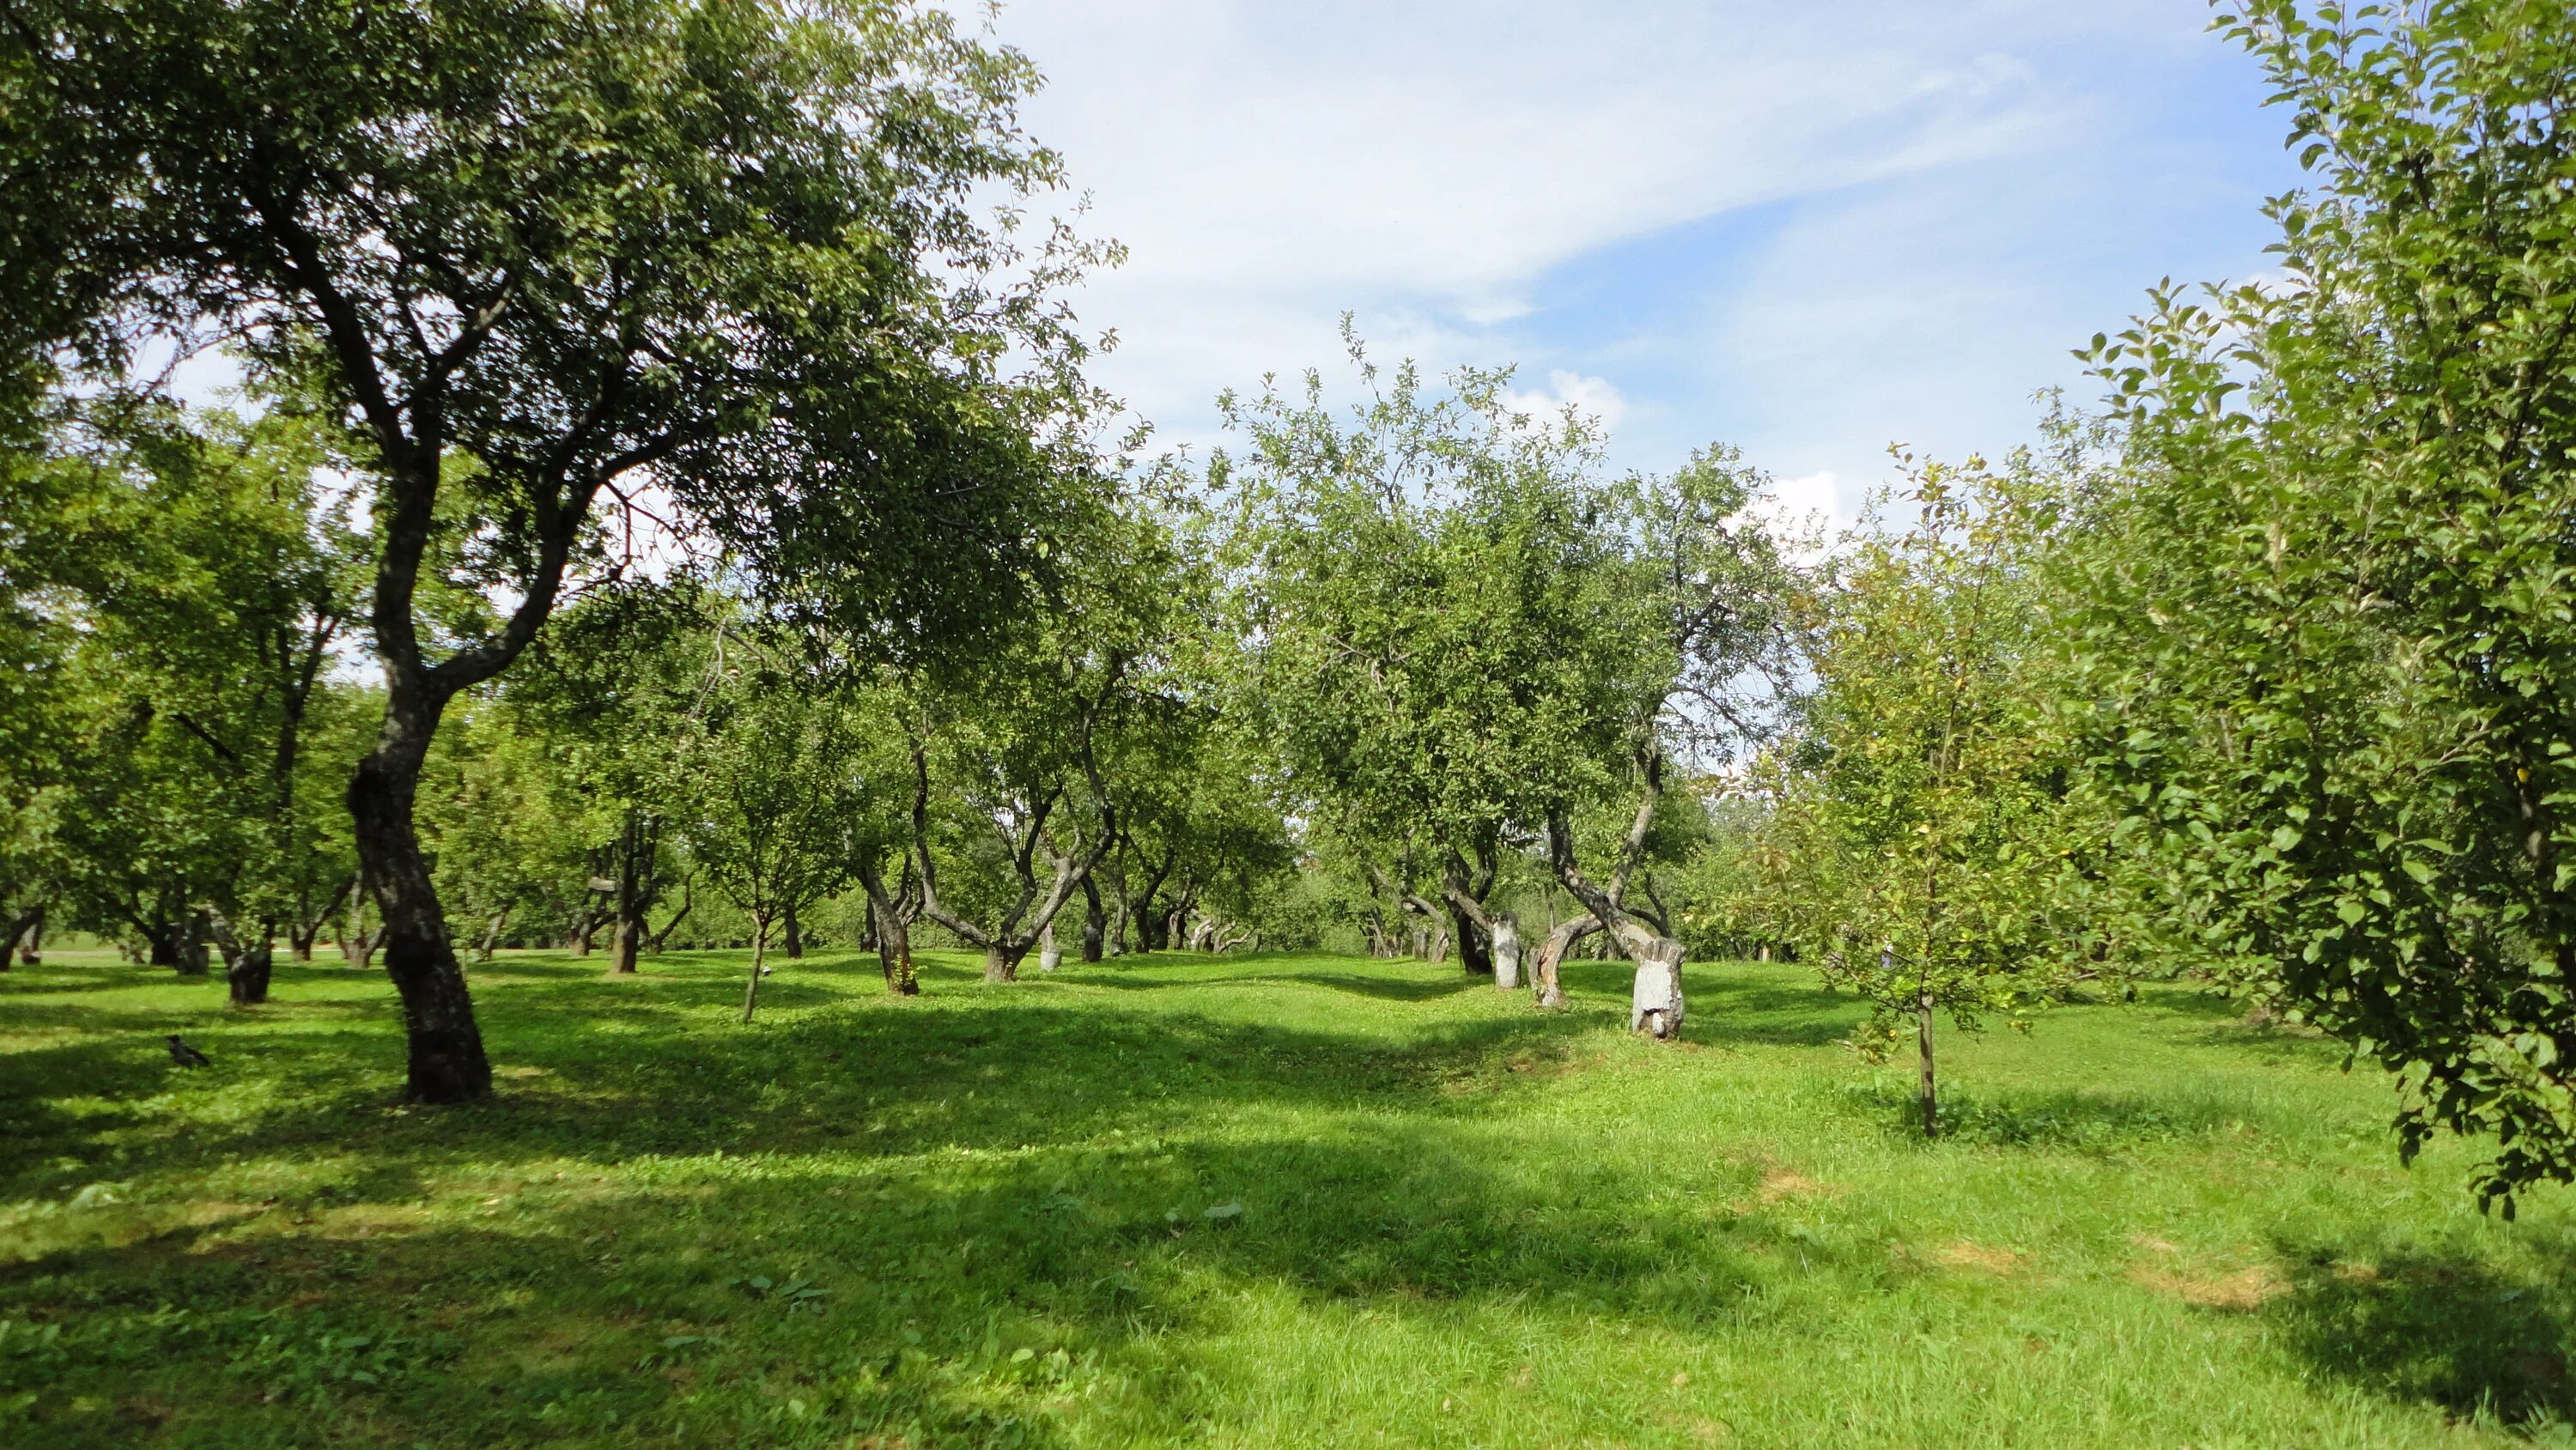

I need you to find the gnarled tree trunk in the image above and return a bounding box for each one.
[1079,875,1105,962]
[1530,914,1598,1010]
[349,687,490,1102]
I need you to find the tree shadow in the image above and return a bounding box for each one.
[2264,1236,2576,1430]
[1841,1082,2239,1153]
[0,964,1886,1447]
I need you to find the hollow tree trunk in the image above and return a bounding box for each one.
[349,689,491,1103]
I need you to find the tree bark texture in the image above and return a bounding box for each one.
[1079,875,1105,962]
[349,688,491,1101]
[984,943,1024,982]
[1531,915,1601,1011]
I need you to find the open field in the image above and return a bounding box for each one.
[3,948,2572,1448]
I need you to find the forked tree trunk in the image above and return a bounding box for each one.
[983,943,1024,982]
[874,899,918,996]
[855,860,919,996]
[349,690,490,1102]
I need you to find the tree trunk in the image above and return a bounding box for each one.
[1039,920,1062,973]
[1,907,37,970]
[1491,913,1522,991]
[1917,986,1939,1138]
[984,943,1024,983]
[741,916,769,1023]
[782,900,803,960]
[173,910,211,976]
[227,930,274,1007]
[855,858,918,996]
[609,809,647,974]
[1628,937,1685,1039]
[477,907,510,963]
[1532,916,1599,1012]
[1449,902,1492,976]
[1079,876,1105,962]
[349,689,491,1103]
[874,898,918,995]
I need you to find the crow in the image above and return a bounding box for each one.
[165,1034,210,1068]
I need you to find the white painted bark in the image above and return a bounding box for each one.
[1490,914,1522,991]
[1627,937,1686,1039]
[1039,920,1063,973]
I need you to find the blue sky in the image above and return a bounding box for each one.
[986,0,2304,527]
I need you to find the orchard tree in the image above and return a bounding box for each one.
[1761,453,2079,1136]
[1222,342,1644,991]
[907,517,1181,982]
[2,0,1114,1098]
[510,582,721,974]
[2068,0,2576,1204]
[16,401,367,1001]
[683,648,864,1023]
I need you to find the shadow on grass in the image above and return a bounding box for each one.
[1838,1081,2240,1152]
[0,953,1868,1447]
[2265,1238,2576,1430]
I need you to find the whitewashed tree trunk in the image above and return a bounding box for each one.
[1627,937,1685,1039]
[1490,913,1522,991]
[1038,920,1063,973]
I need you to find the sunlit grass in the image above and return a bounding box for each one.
[2,946,2571,1447]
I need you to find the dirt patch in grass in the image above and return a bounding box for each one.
[1935,1239,2023,1274]
[2133,1262,2284,1310]
[1757,1170,1830,1204]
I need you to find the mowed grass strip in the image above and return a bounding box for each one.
[2,947,2571,1447]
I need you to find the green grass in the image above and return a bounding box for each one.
[3,946,2573,1448]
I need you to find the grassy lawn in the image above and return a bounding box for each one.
[3,946,2573,1448]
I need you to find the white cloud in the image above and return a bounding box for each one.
[981,0,2145,438]
[1501,370,1628,434]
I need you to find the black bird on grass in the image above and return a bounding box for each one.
[165,1034,210,1068]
